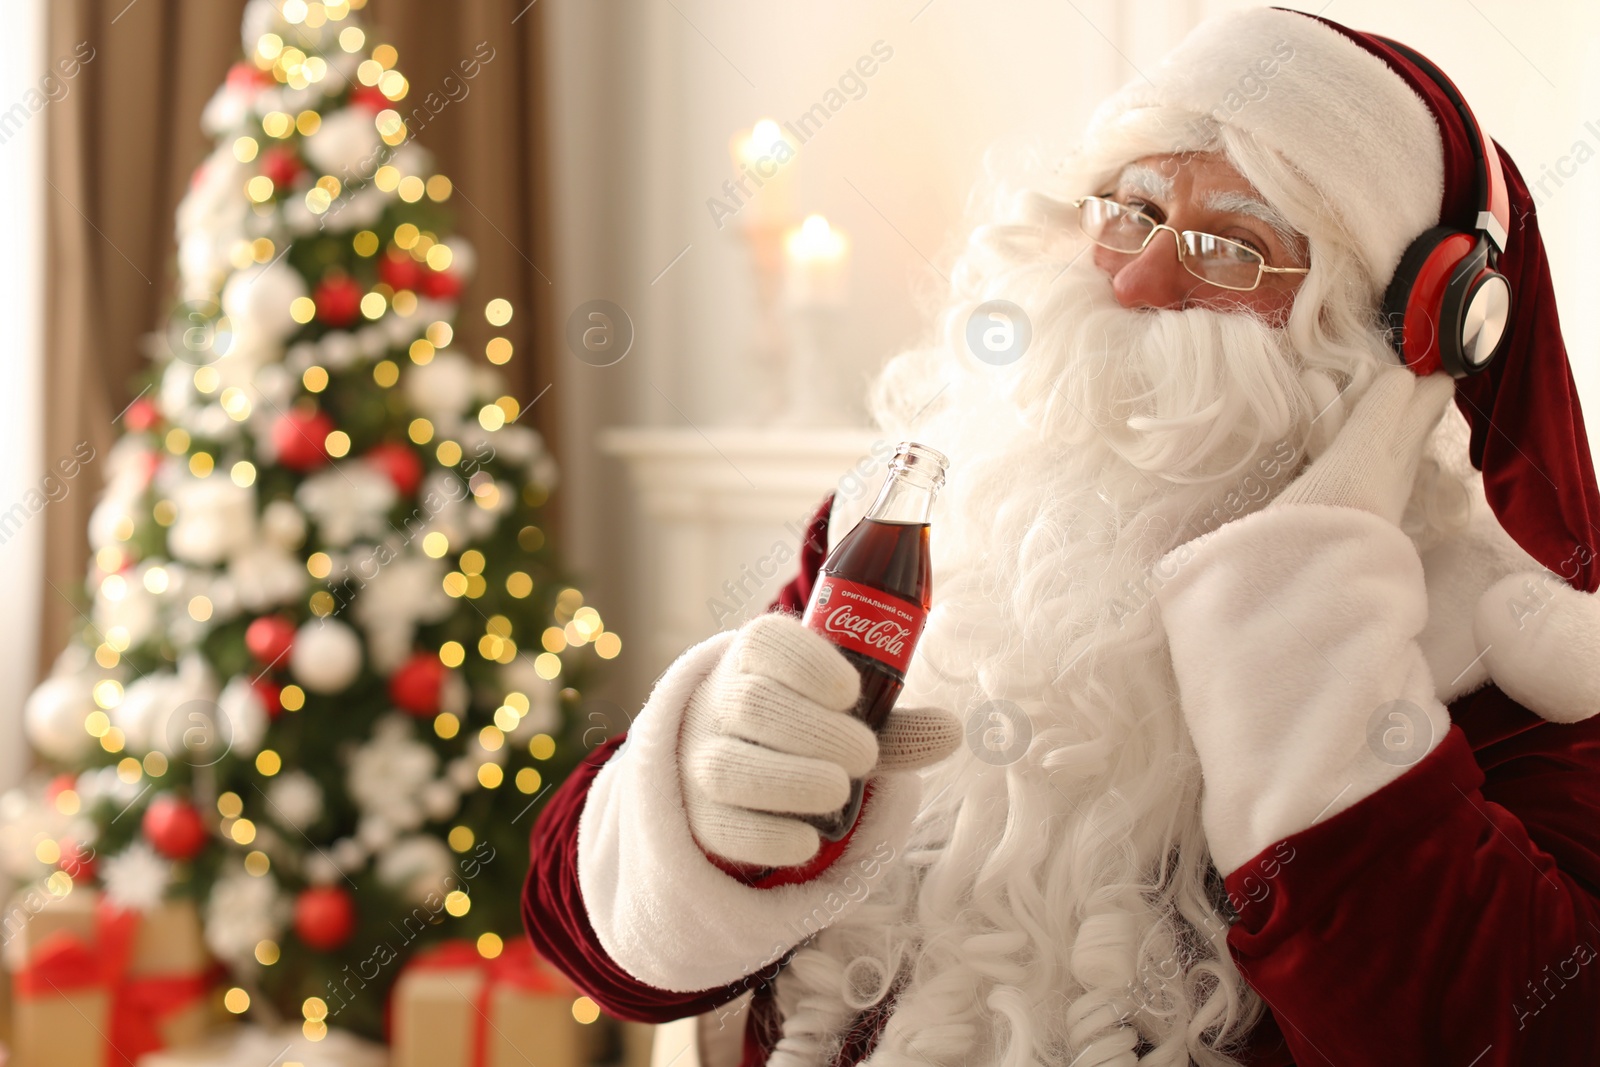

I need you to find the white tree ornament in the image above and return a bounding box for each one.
[289,619,364,693]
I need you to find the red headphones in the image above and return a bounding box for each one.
[1377,36,1514,378]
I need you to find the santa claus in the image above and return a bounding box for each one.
[524,9,1600,1066]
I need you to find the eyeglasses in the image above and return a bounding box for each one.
[1072,195,1310,292]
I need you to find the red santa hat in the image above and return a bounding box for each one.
[1081,7,1600,593]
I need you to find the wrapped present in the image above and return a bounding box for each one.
[391,940,605,1067]
[3,888,216,1067]
[618,1020,655,1067]
[0,942,11,1047]
[136,1023,386,1067]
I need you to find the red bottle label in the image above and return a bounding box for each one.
[802,574,926,675]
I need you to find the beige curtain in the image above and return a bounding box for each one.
[40,0,557,677]
[363,0,563,531]
[41,0,247,677]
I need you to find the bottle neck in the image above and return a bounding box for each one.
[870,463,940,524]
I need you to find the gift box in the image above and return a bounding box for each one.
[136,1023,386,1067]
[3,887,215,1067]
[391,940,609,1067]
[618,1020,655,1067]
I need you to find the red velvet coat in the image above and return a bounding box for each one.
[521,493,1600,1065]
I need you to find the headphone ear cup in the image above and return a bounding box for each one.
[1439,246,1512,376]
[1382,226,1477,377]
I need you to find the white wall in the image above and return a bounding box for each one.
[0,1,46,788]
[546,0,1600,700]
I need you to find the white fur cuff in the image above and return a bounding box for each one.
[1154,503,1450,877]
[576,629,923,993]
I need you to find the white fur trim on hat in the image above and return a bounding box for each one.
[1082,7,1444,288]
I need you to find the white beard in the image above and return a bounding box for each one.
[767,261,1346,1067]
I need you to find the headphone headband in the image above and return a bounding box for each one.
[1372,34,1511,252]
[1357,29,1516,377]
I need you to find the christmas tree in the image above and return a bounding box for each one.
[12,0,616,1041]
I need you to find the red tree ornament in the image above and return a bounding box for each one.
[295,886,356,950]
[365,441,423,497]
[123,397,160,433]
[314,273,365,328]
[226,62,271,92]
[246,615,297,666]
[258,145,305,191]
[253,677,285,719]
[389,652,447,716]
[377,248,425,293]
[143,796,208,861]
[272,409,335,471]
[58,839,97,882]
[419,264,462,301]
[348,86,389,112]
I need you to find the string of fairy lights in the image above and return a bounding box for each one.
[32,0,620,1040]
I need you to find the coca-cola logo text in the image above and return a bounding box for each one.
[818,603,911,659]
[802,576,924,673]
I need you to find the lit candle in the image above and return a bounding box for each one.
[784,214,850,307]
[728,119,795,229]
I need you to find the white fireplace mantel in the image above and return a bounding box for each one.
[599,425,889,684]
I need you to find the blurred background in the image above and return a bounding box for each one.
[0,0,1593,1061]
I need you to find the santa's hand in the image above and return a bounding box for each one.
[1272,364,1454,526]
[678,612,960,869]
[1154,364,1457,876]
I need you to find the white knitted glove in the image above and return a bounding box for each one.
[1272,364,1455,524]
[1155,364,1457,876]
[678,612,961,869]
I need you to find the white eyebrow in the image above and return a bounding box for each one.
[1114,163,1174,202]
[1202,189,1306,257]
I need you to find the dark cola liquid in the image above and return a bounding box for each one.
[823,517,931,728]
[801,516,931,841]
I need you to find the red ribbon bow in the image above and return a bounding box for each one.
[12,899,217,1067]
[401,939,579,1067]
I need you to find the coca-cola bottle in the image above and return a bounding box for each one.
[800,441,947,841]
